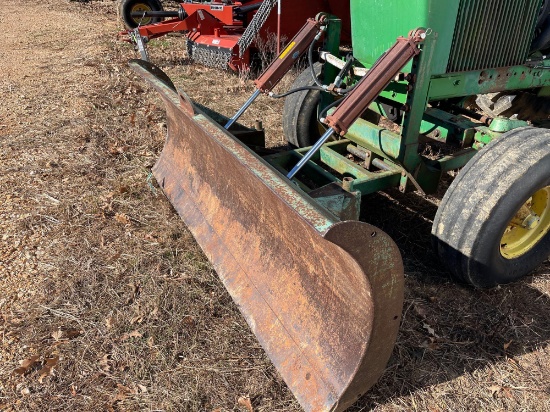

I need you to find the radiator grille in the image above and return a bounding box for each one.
[447,0,540,73]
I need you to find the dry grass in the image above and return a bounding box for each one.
[1,1,549,411]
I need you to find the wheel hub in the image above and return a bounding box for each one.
[500,186,550,259]
[131,3,154,25]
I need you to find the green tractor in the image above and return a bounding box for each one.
[129,0,550,410]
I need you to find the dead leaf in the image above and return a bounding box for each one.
[137,383,147,393]
[238,396,253,412]
[105,317,113,329]
[489,384,502,398]
[20,387,30,396]
[130,315,143,325]
[51,329,80,346]
[51,330,63,341]
[99,354,111,372]
[115,383,134,401]
[126,282,140,305]
[121,330,142,341]
[108,251,122,263]
[420,337,440,350]
[413,303,428,318]
[71,385,78,396]
[503,340,513,351]
[13,355,39,375]
[38,356,59,383]
[64,329,81,339]
[422,322,438,337]
[183,316,196,328]
[502,386,514,399]
[115,213,131,225]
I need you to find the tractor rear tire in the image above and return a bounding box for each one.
[282,64,323,147]
[432,127,550,288]
[119,0,164,29]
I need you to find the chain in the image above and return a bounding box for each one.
[237,0,278,57]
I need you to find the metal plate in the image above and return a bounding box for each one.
[130,60,404,412]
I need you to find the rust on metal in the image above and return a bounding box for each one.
[325,30,425,136]
[130,60,404,412]
[254,18,322,93]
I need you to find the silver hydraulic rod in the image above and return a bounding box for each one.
[224,89,261,129]
[287,127,334,179]
[225,18,323,130]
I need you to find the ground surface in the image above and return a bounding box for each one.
[0,1,549,411]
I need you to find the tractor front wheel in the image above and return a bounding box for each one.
[119,0,164,29]
[282,64,324,147]
[432,127,550,288]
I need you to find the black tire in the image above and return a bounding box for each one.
[531,0,550,52]
[432,127,550,288]
[119,0,164,29]
[282,63,324,147]
[536,0,550,30]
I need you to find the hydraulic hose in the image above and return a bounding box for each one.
[332,50,389,94]
[269,86,325,99]
[308,37,325,88]
[319,98,342,123]
[308,38,362,95]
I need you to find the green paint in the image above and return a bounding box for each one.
[350,0,459,74]
[489,118,530,133]
[345,117,402,159]
[428,65,550,100]
[320,146,371,179]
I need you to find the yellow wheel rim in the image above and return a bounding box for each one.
[500,186,550,259]
[131,3,154,25]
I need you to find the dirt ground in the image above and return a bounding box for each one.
[1,1,549,411]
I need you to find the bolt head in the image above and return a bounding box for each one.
[523,215,541,230]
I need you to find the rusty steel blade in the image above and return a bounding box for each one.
[130,60,404,412]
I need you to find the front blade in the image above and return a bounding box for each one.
[130,60,404,412]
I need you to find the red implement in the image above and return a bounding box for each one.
[121,1,351,71]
